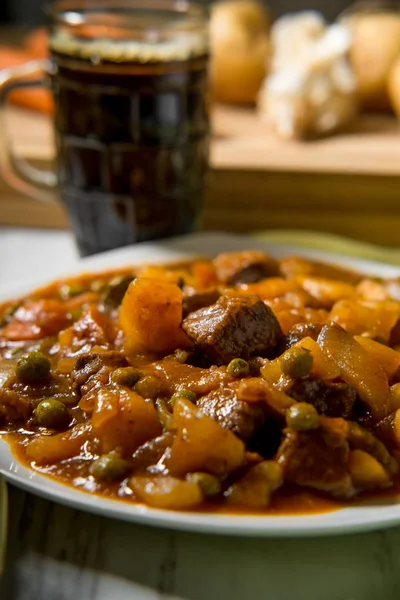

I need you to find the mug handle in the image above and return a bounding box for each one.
[0,59,57,203]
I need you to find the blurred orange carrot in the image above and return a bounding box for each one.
[0,46,53,113]
[25,28,49,59]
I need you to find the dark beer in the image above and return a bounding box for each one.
[50,28,209,255]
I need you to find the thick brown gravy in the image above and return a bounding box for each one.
[5,430,400,517]
[1,251,400,515]
[2,431,338,514]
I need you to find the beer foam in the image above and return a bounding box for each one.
[50,30,208,63]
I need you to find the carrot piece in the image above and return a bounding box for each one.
[3,300,69,341]
[240,278,298,300]
[0,47,53,113]
[330,299,399,343]
[24,28,48,58]
[296,276,355,309]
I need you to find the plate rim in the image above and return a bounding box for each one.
[2,442,400,538]
[0,475,8,572]
[1,231,400,538]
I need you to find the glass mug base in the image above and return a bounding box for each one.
[61,187,204,256]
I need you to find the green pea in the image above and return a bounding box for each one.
[35,399,69,429]
[171,389,197,405]
[69,306,83,321]
[60,283,85,300]
[286,403,319,431]
[227,358,250,378]
[90,279,107,293]
[16,351,51,383]
[55,393,79,407]
[0,304,18,326]
[110,367,141,387]
[134,375,164,400]
[155,398,175,431]
[280,347,313,379]
[186,472,221,496]
[90,453,130,481]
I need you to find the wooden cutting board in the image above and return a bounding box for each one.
[2,105,400,245]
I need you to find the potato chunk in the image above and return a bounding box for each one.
[130,475,203,509]
[296,336,340,380]
[225,461,283,508]
[349,450,391,490]
[166,398,245,477]
[120,278,191,355]
[26,424,90,466]
[87,387,162,455]
[354,336,400,379]
[318,324,390,421]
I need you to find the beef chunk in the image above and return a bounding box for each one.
[277,420,355,497]
[213,251,279,285]
[131,431,175,472]
[288,378,357,419]
[389,318,400,347]
[182,294,283,365]
[248,356,269,377]
[248,415,283,458]
[285,323,322,349]
[72,351,127,394]
[182,287,221,317]
[0,388,32,423]
[197,386,266,442]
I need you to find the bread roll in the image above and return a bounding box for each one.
[210,0,271,105]
[388,56,400,117]
[342,12,400,111]
[259,14,357,140]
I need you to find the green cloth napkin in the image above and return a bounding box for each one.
[253,230,400,266]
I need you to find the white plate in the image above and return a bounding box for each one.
[0,476,7,572]
[1,231,400,538]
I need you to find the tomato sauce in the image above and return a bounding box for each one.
[1,250,400,515]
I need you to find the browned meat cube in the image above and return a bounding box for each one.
[131,431,175,472]
[182,294,283,365]
[213,251,279,285]
[0,388,32,424]
[72,351,127,395]
[288,378,357,419]
[285,323,322,349]
[277,420,355,498]
[197,385,266,442]
[182,286,221,318]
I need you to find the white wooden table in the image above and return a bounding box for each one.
[1,226,400,600]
